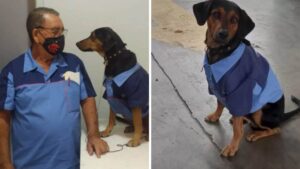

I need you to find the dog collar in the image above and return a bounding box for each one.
[104,48,126,65]
[107,48,125,59]
[204,42,246,82]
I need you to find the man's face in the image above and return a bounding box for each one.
[32,14,67,56]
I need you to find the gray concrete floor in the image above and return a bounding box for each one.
[152,0,300,169]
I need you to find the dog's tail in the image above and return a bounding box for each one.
[281,95,300,121]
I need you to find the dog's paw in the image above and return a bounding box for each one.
[127,139,141,147]
[246,132,260,142]
[221,144,239,157]
[205,113,220,123]
[246,128,280,142]
[100,130,111,138]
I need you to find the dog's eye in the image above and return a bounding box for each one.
[230,17,239,24]
[212,11,221,19]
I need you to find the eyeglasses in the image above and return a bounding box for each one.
[37,26,68,37]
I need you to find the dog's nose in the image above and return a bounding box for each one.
[218,29,228,39]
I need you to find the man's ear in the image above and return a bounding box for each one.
[32,28,42,44]
[237,9,255,38]
[193,0,213,25]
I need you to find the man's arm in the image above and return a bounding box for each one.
[0,110,14,169]
[81,97,109,158]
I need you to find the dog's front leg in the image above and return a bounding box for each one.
[221,116,244,157]
[127,107,143,147]
[205,100,224,122]
[100,108,116,137]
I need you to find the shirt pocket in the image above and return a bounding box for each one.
[64,80,81,113]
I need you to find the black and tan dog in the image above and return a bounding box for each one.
[193,0,300,157]
[76,27,149,147]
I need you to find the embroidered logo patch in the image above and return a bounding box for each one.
[62,71,80,85]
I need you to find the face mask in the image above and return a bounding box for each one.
[42,35,65,55]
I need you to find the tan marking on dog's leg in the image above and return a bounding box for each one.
[221,116,244,157]
[205,100,224,123]
[100,108,116,137]
[247,128,280,142]
[127,107,143,147]
[251,110,271,129]
[229,116,251,124]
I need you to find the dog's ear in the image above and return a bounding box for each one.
[193,0,213,25]
[237,9,255,38]
[95,27,126,53]
[94,27,117,52]
[102,31,116,52]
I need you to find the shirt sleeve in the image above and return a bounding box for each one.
[0,66,15,111]
[78,60,97,100]
[123,70,149,108]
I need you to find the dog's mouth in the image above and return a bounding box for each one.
[76,42,94,52]
[213,36,230,46]
[79,48,94,52]
[208,39,227,49]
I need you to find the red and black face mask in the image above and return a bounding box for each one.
[42,35,65,55]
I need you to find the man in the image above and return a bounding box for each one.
[0,7,109,169]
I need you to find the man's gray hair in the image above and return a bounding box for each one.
[26,7,59,42]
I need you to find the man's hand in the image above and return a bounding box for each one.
[0,111,13,168]
[81,97,109,157]
[0,163,15,169]
[87,134,109,158]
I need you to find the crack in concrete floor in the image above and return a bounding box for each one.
[152,52,222,151]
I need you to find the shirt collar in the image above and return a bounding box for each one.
[105,64,141,87]
[23,49,68,73]
[23,49,37,73]
[204,42,246,83]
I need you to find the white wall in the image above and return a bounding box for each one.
[36,0,149,121]
[0,0,35,69]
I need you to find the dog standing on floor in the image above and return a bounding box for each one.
[193,0,300,157]
[76,27,149,147]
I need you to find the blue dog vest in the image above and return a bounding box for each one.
[203,43,283,116]
[103,64,149,119]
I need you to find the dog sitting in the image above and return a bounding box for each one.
[193,0,300,157]
[76,27,149,147]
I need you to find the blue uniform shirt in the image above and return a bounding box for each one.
[0,49,96,169]
[203,43,283,116]
[103,64,149,119]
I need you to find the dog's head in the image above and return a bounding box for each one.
[193,0,255,48]
[76,27,126,58]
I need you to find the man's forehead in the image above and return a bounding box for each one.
[42,13,63,27]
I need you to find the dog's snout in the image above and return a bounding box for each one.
[76,42,81,48]
[76,40,93,52]
[218,29,229,39]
